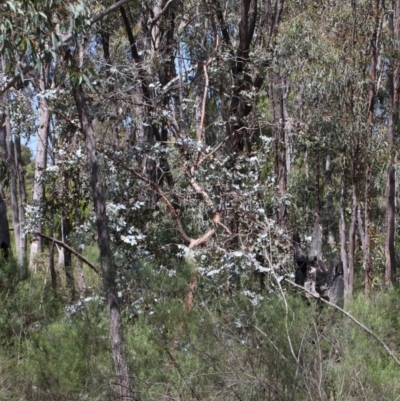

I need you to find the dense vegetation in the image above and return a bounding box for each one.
[1,0,400,399]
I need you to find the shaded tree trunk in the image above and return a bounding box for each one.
[73,85,133,398]
[385,164,396,286]
[362,0,379,296]
[0,115,10,259]
[62,209,75,300]
[1,91,21,270]
[2,119,18,261]
[364,165,372,297]
[325,153,335,246]
[0,190,10,259]
[272,73,287,225]
[385,0,400,286]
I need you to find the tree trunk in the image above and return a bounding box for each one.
[14,134,27,259]
[339,171,349,299]
[3,120,20,264]
[385,164,396,286]
[385,0,399,285]
[347,167,357,299]
[1,101,21,269]
[272,72,287,225]
[29,64,50,270]
[75,173,87,298]
[364,165,372,297]
[0,115,10,259]
[49,222,57,290]
[62,211,75,300]
[73,85,133,398]
[362,0,379,295]
[0,190,10,259]
[325,153,336,246]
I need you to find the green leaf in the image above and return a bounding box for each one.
[20,37,27,51]
[82,74,93,91]
[51,32,58,50]
[50,50,57,62]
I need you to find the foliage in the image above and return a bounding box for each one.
[0,257,399,400]
[1,0,400,398]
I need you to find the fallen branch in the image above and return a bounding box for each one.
[286,279,400,368]
[35,232,101,276]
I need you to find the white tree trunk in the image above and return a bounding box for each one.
[29,64,50,270]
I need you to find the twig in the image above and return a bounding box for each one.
[254,325,287,361]
[286,279,400,368]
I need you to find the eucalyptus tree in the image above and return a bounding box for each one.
[273,0,397,299]
[384,0,400,286]
[0,0,137,397]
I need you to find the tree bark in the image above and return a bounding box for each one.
[363,0,379,295]
[272,72,287,225]
[29,64,50,270]
[62,204,75,300]
[347,165,357,299]
[325,153,336,246]
[0,117,10,260]
[3,120,20,265]
[385,164,396,286]
[364,165,372,297]
[0,190,10,259]
[73,85,133,398]
[75,172,87,298]
[339,171,349,299]
[385,0,399,286]
[14,134,27,260]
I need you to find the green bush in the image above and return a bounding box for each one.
[1,256,400,401]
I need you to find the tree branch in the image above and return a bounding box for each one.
[60,0,136,44]
[286,279,400,368]
[106,153,227,248]
[91,0,136,25]
[36,232,101,275]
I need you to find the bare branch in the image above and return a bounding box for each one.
[286,279,400,368]
[36,232,101,276]
[91,0,136,25]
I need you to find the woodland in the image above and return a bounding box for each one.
[1,0,400,400]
